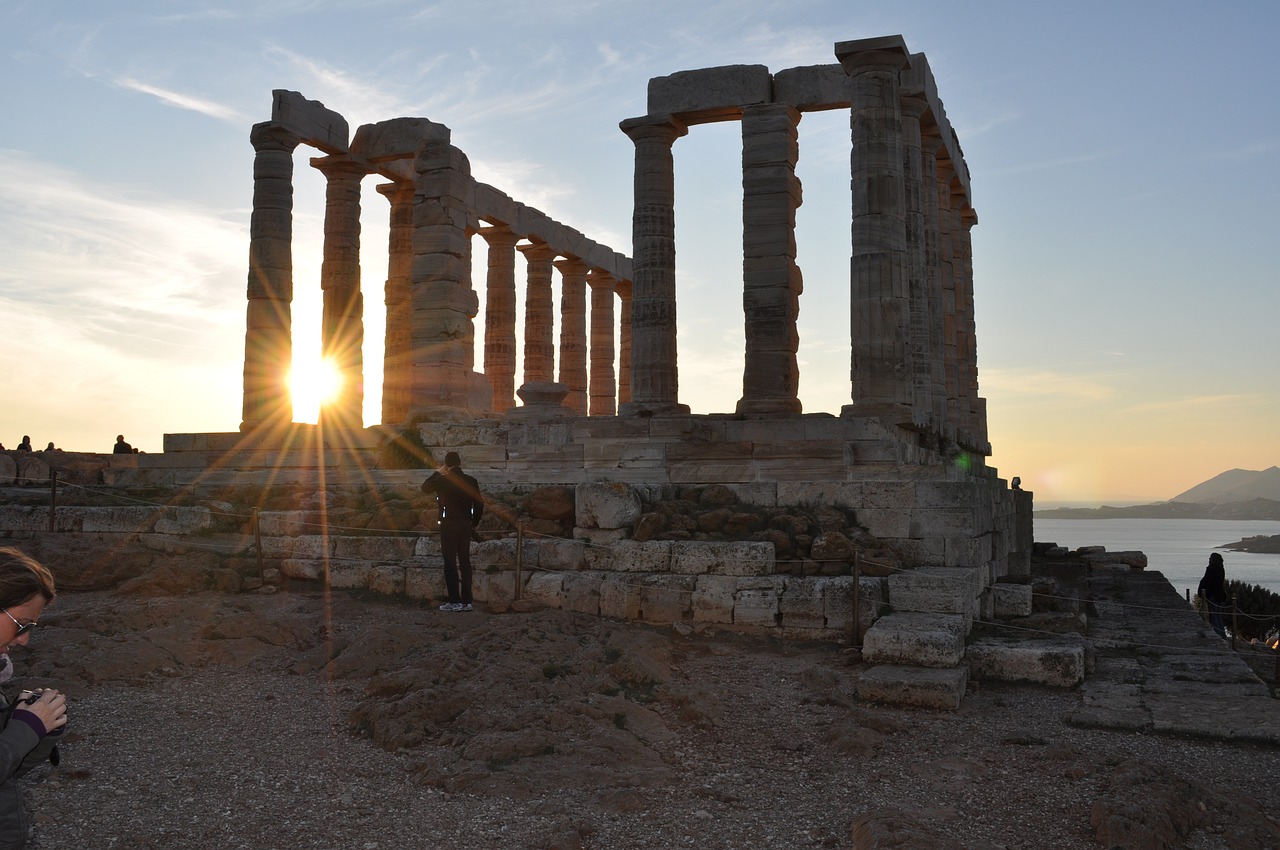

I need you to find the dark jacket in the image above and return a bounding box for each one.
[422,469,484,528]
[1198,559,1226,603]
[0,694,61,849]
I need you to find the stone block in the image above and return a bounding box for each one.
[367,565,406,596]
[328,561,372,590]
[333,536,418,562]
[639,575,695,624]
[279,559,324,581]
[473,182,518,226]
[733,582,782,628]
[153,507,213,535]
[292,536,333,559]
[0,455,16,486]
[535,538,586,571]
[257,511,308,537]
[80,507,163,533]
[671,541,774,576]
[406,567,445,601]
[485,570,520,608]
[647,65,772,119]
[691,575,736,625]
[991,583,1033,618]
[861,613,966,668]
[524,571,565,608]
[272,90,349,153]
[575,482,642,529]
[772,64,851,110]
[856,664,967,711]
[414,536,446,560]
[855,508,911,539]
[563,572,602,616]
[599,575,642,620]
[585,539,671,573]
[944,534,992,568]
[779,577,824,629]
[572,527,628,546]
[350,117,449,160]
[910,507,979,538]
[966,638,1085,688]
[582,440,666,470]
[260,536,294,559]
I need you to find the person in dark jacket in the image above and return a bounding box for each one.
[1197,552,1228,639]
[112,435,133,454]
[13,439,30,453]
[0,548,66,849]
[421,451,484,612]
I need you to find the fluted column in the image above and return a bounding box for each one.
[518,241,557,385]
[555,256,589,415]
[619,115,689,415]
[479,225,519,413]
[738,104,803,415]
[241,123,300,433]
[378,181,414,426]
[920,129,948,432]
[958,206,986,448]
[900,94,933,430]
[935,159,961,433]
[837,36,914,421]
[615,278,633,405]
[586,269,617,415]
[312,155,366,432]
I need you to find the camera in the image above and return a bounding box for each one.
[16,691,41,706]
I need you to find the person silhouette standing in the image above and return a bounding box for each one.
[1197,552,1228,639]
[421,451,484,612]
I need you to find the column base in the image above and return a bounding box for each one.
[735,397,803,416]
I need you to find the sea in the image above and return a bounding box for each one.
[1033,517,1280,601]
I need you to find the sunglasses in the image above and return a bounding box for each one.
[2,609,36,638]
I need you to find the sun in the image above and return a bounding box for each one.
[289,357,342,423]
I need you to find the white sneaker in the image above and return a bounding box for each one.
[439,602,462,612]
[459,603,474,612]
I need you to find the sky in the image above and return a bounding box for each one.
[1,0,1276,506]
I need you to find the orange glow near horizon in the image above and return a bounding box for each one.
[289,357,342,424]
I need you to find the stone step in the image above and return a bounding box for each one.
[966,637,1086,688]
[887,566,980,623]
[856,664,968,710]
[861,611,966,668]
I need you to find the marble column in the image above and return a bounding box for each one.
[479,225,519,413]
[958,206,985,447]
[615,278,633,406]
[377,181,414,426]
[935,159,961,432]
[241,122,300,433]
[837,35,914,421]
[738,103,803,415]
[920,129,949,432]
[554,256,589,415]
[619,115,689,415]
[408,138,486,418]
[518,241,557,385]
[312,156,367,432]
[586,269,617,416]
[900,94,933,430]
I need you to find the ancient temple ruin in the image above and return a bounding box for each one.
[145,36,1040,708]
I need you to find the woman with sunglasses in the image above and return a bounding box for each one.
[0,548,65,849]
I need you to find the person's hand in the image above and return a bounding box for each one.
[437,463,450,474]
[19,689,67,733]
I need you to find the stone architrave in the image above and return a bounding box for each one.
[312,155,367,432]
[737,103,803,415]
[554,256,589,416]
[377,180,414,426]
[837,36,914,422]
[615,278,633,405]
[619,115,689,415]
[586,269,617,416]
[480,225,519,413]
[241,122,300,432]
[518,241,557,386]
[407,138,485,418]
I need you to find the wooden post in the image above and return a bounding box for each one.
[253,508,265,581]
[48,470,57,532]
[1230,594,1238,651]
[514,521,524,601]
[852,550,862,647]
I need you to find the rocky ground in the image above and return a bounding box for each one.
[8,582,1279,850]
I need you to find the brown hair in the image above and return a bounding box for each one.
[0,548,56,609]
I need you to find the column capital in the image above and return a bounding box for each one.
[586,268,616,290]
[478,223,520,248]
[553,256,588,276]
[249,122,300,153]
[310,154,368,181]
[517,240,557,261]
[899,93,929,120]
[836,35,912,73]
[619,114,688,145]
[375,179,414,202]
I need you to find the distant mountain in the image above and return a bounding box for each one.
[1036,498,1280,521]
[1171,466,1280,504]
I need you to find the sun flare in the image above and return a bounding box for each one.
[289,358,342,423]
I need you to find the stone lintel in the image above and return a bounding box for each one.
[772,64,851,111]
[271,90,349,154]
[646,64,772,123]
[350,117,451,162]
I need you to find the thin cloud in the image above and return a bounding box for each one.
[1123,393,1262,415]
[980,368,1118,402]
[112,77,248,123]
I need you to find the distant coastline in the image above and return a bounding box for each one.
[1034,498,1280,522]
